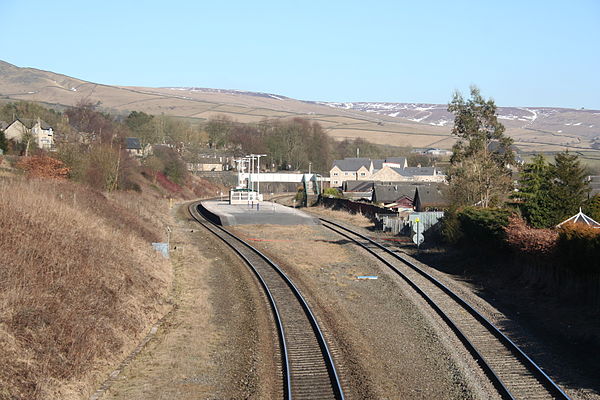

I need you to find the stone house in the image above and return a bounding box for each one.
[125,137,143,157]
[330,158,373,187]
[187,158,224,172]
[370,165,445,183]
[4,118,54,150]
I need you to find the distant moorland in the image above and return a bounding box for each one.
[1,60,599,163]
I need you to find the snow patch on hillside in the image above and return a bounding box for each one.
[429,119,449,126]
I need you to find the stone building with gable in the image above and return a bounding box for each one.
[3,117,54,150]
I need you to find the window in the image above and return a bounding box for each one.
[344,172,349,176]
[333,172,338,176]
[360,172,366,176]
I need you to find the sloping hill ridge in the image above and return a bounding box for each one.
[1,60,599,157]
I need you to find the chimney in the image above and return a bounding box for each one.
[357,148,360,158]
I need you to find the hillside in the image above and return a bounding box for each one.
[1,60,599,161]
[0,173,172,400]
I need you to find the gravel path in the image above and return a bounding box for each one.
[303,204,600,400]
[102,204,279,400]
[231,223,495,399]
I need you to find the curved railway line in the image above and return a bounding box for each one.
[318,217,571,400]
[188,202,345,400]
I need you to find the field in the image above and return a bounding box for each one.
[1,60,600,162]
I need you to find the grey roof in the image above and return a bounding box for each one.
[414,186,449,211]
[343,180,375,192]
[385,157,407,165]
[125,137,142,150]
[373,157,407,170]
[373,184,416,204]
[373,159,384,170]
[332,158,371,171]
[13,118,52,130]
[404,167,436,176]
[390,166,436,176]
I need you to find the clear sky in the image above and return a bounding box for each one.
[1,0,599,109]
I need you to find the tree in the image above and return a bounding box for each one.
[447,148,512,207]
[584,194,600,222]
[515,151,590,227]
[513,154,554,227]
[0,130,7,153]
[65,100,115,143]
[143,155,165,184]
[548,150,589,222]
[153,146,188,185]
[447,86,514,207]
[125,111,156,144]
[205,115,233,148]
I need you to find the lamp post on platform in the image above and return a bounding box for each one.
[248,154,266,197]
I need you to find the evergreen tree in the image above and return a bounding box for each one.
[514,155,554,227]
[447,86,514,207]
[584,194,600,222]
[516,151,590,227]
[549,150,589,222]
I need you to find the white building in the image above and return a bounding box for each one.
[4,118,54,150]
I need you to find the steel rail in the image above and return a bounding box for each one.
[188,202,291,398]
[189,202,345,400]
[319,217,570,400]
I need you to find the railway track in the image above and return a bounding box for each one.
[188,202,345,400]
[319,217,570,400]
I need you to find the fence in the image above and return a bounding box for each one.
[380,211,445,235]
[229,190,263,204]
[320,196,396,221]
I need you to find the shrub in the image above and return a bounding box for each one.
[441,207,511,248]
[504,216,558,255]
[16,156,70,179]
[440,207,463,244]
[295,186,306,204]
[153,146,187,185]
[556,223,600,274]
[323,187,341,198]
[458,207,511,246]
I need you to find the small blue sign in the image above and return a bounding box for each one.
[152,242,169,258]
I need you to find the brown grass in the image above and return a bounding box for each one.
[0,178,172,400]
[306,204,374,228]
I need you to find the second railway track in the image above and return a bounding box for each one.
[189,202,344,400]
[319,217,570,400]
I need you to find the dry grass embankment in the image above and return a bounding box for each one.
[0,178,172,400]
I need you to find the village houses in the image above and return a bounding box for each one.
[2,118,54,150]
[330,156,445,187]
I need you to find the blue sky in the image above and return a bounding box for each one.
[1,0,599,109]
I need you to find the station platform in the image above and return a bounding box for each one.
[198,200,321,226]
